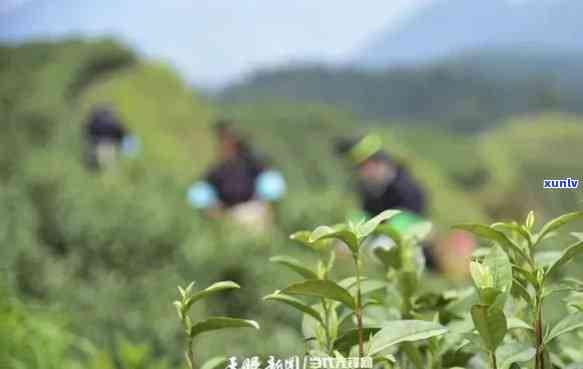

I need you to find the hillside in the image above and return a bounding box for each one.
[220,59,583,131]
[355,0,583,68]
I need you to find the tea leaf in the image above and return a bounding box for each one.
[546,240,583,277]
[184,281,240,310]
[201,357,229,369]
[496,343,536,369]
[535,211,583,246]
[544,312,583,344]
[471,305,507,351]
[333,327,381,354]
[368,320,447,356]
[189,317,259,338]
[485,245,513,293]
[526,211,535,230]
[507,317,533,331]
[264,292,324,324]
[290,231,332,252]
[281,279,356,310]
[309,225,359,254]
[357,210,401,239]
[454,224,529,263]
[270,256,319,280]
[491,222,532,245]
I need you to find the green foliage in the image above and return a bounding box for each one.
[456,211,583,369]
[3,38,583,369]
[174,281,259,369]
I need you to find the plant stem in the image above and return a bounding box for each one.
[186,337,195,369]
[490,350,498,369]
[354,255,364,357]
[534,295,545,369]
[321,298,332,354]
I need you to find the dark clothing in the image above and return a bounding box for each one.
[206,156,264,208]
[359,166,426,216]
[86,109,126,145]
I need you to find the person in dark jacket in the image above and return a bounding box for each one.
[188,120,286,231]
[335,135,436,269]
[335,136,426,217]
[84,105,130,170]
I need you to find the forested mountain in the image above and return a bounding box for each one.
[220,53,583,131]
[354,0,583,68]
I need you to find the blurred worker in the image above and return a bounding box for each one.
[334,134,434,268]
[334,134,475,276]
[335,135,426,217]
[187,120,286,232]
[84,105,138,170]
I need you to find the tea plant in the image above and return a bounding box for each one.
[174,281,260,369]
[455,211,583,369]
[173,210,583,369]
[264,210,448,362]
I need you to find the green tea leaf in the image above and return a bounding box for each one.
[507,317,533,331]
[454,224,528,262]
[485,245,513,293]
[546,240,583,277]
[496,343,536,369]
[184,281,240,310]
[535,212,583,246]
[357,210,401,239]
[491,222,532,245]
[368,320,447,356]
[544,312,583,344]
[269,255,319,280]
[281,279,356,310]
[189,317,259,338]
[201,357,229,369]
[264,292,324,324]
[309,225,359,254]
[470,262,493,289]
[290,231,332,252]
[333,327,381,354]
[471,305,507,351]
[526,211,535,230]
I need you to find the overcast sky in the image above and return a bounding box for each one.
[0,0,435,86]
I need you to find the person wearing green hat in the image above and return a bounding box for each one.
[335,135,435,269]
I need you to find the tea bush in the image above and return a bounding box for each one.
[175,210,583,369]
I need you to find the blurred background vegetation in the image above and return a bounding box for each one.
[1,33,582,368]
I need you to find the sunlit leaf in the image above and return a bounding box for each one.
[184,281,240,310]
[357,210,401,239]
[368,320,447,356]
[309,225,359,254]
[281,279,356,310]
[201,357,229,369]
[189,317,259,338]
[454,224,529,262]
